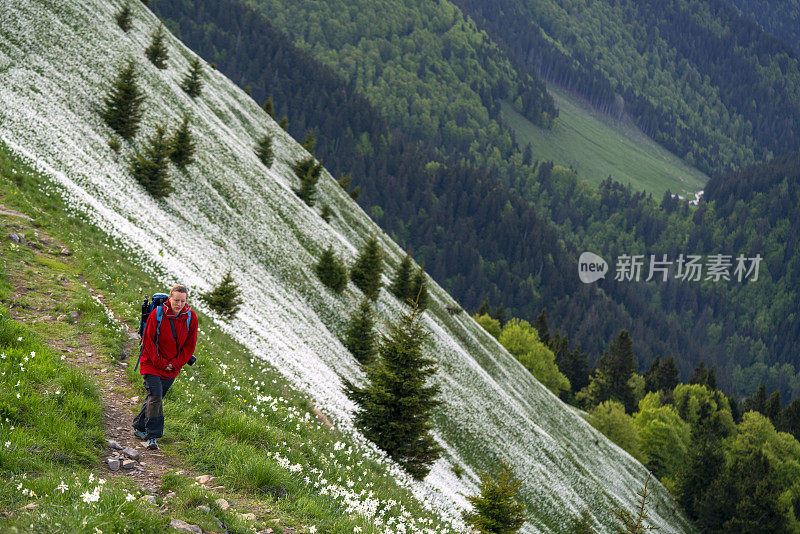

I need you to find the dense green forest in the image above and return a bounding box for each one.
[152,0,800,405]
[728,0,800,53]
[456,0,800,175]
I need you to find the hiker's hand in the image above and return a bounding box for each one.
[165,363,174,371]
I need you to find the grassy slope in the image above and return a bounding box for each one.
[0,146,449,533]
[501,86,708,197]
[0,1,694,532]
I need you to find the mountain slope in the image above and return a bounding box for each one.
[0,0,693,531]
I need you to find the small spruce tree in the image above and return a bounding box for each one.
[292,157,322,206]
[302,130,316,152]
[337,173,352,191]
[315,245,347,293]
[101,59,145,140]
[129,125,173,198]
[411,266,429,310]
[202,271,241,318]
[180,56,203,98]
[320,204,333,223]
[144,24,169,69]
[390,252,414,303]
[349,185,361,201]
[262,96,275,118]
[343,299,377,364]
[350,236,384,301]
[116,2,133,32]
[256,134,274,168]
[344,301,442,479]
[169,114,196,169]
[278,115,289,130]
[463,459,529,533]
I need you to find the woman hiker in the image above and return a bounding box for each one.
[132,284,198,450]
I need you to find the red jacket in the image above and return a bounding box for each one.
[139,302,198,379]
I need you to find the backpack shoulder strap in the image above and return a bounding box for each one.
[185,310,192,331]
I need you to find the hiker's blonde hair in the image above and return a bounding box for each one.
[170,284,189,297]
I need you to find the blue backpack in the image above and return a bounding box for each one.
[133,293,194,372]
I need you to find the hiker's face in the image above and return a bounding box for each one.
[170,291,187,314]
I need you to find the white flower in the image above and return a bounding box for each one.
[354,527,362,533]
[81,487,100,503]
[17,337,22,342]
[56,481,68,493]
[309,527,316,534]
[125,492,135,502]
[4,441,10,448]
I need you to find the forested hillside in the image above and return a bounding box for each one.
[461,0,800,175]
[728,0,800,53]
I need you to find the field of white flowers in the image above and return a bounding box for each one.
[0,1,694,531]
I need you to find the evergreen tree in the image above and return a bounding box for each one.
[314,245,347,293]
[144,24,169,69]
[348,185,361,201]
[116,2,133,32]
[262,96,275,118]
[101,60,145,140]
[129,125,173,198]
[743,383,768,414]
[477,298,490,316]
[344,302,442,479]
[169,114,196,169]
[302,129,316,152]
[492,303,506,328]
[591,330,636,412]
[390,252,414,303]
[320,203,333,223]
[728,393,742,423]
[180,56,203,98]
[778,397,800,439]
[764,390,782,422]
[689,360,708,386]
[644,355,679,394]
[255,134,274,168]
[350,236,384,301]
[292,157,322,206]
[463,459,528,533]
[411,266,429,311]
[337,172,353,191]
[343,299,377,364]
[278,115,289,130]
[534,309,550,346]
[202,270,241,318]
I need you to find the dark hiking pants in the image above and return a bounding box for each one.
[132,374,175,440]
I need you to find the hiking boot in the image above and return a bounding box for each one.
[146,438,158,450]
[133,429,147,440]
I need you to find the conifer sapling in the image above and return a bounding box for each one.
[144,24,169,69]
[169,114,196,169]
[256,134,274,168]
[315,245,347,293]
[343,299,377,364]
[262,96,275,118]
[344,301,442,479]
[180,56,204,98]
[350,236,384,301]
[101,60,145,140]
[202,271,242,318]
[463,458,529,533]
[129,125,173,198]
[292,157,322,206]
[116,2,132,32]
